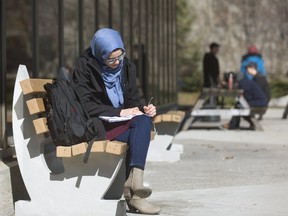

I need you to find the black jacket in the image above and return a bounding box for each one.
[238,75,268,107]
[253,73,270,101]
[71,48,144,118]
[203,52,220,87]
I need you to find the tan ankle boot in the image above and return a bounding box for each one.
[124,168,152,199]
[126,195,161,215]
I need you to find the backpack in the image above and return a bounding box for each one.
[44,78,105,162]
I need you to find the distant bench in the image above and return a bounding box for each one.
[182,88,266,131]
[283,101,288,119]
[249,107,268,131]
[12,65,127,216]
[182,88,250,130]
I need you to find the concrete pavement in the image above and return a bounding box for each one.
[128,108,288,216]
[1,108,287,215]
[148,183,288,216]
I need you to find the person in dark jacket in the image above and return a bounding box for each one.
[222,63,269,130]
[71,28,160,214]
[245,62,270,120]
[203,42,220,87]
[241,45,266,80]
[246,62,270,101]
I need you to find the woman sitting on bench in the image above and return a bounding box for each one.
[71,28,160,214]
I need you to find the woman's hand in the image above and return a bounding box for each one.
[120,107,143,117]
[143,104,157,117]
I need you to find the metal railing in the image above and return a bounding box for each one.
[0,0,177,158]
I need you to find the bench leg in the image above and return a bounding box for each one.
[181,116,195,131]
[282,103,288,119]
[250,117,263,131]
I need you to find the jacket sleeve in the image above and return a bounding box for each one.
[72,60,122,117]
[253,73,270,101]
[257,58,266,76]
[240,59,246,73]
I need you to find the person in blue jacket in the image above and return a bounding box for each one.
[221,66,269,130]
[241,45,266,80]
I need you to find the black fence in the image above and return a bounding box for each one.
[0,0,177,153]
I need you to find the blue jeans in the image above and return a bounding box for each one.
[114,115,152,171]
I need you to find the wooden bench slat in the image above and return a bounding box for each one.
[33,117,49,134]
[56,146,72,157]
[90,140,108,153]
[171,114,183,123]
[153,115,162,124]
[106,141,127,155]
[162,114,172,122]
[20,78,53,95]
[55,140,127,158]
[72,142,87,156]
[153,113,185,124]
[176,110,186,116]
[202,88,243,97]
[26,98,46,115]
[167,110,185,116]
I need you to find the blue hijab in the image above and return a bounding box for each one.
[90,28,125,108]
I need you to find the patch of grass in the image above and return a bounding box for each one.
[269,80,288,98]
[178,91,200,106]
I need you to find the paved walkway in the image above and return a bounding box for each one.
[128,108,288,216]
[2,108,286,216]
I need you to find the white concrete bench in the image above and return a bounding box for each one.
[12,65,127,216]
[146,111,185,162]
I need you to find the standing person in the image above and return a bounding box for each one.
[203,42,220,87]
[241,45,266,80]
[71,28,161,214]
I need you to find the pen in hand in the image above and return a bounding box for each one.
[147,97,154,106]
[145,97,156,117]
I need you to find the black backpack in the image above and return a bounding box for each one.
[44,78,105,162]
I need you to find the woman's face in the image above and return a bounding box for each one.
[104,49,125,69]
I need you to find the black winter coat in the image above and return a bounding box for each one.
[71,48,144,118]
[238,75,268,107]
[253,73,270,102]
[203,52,220,87]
